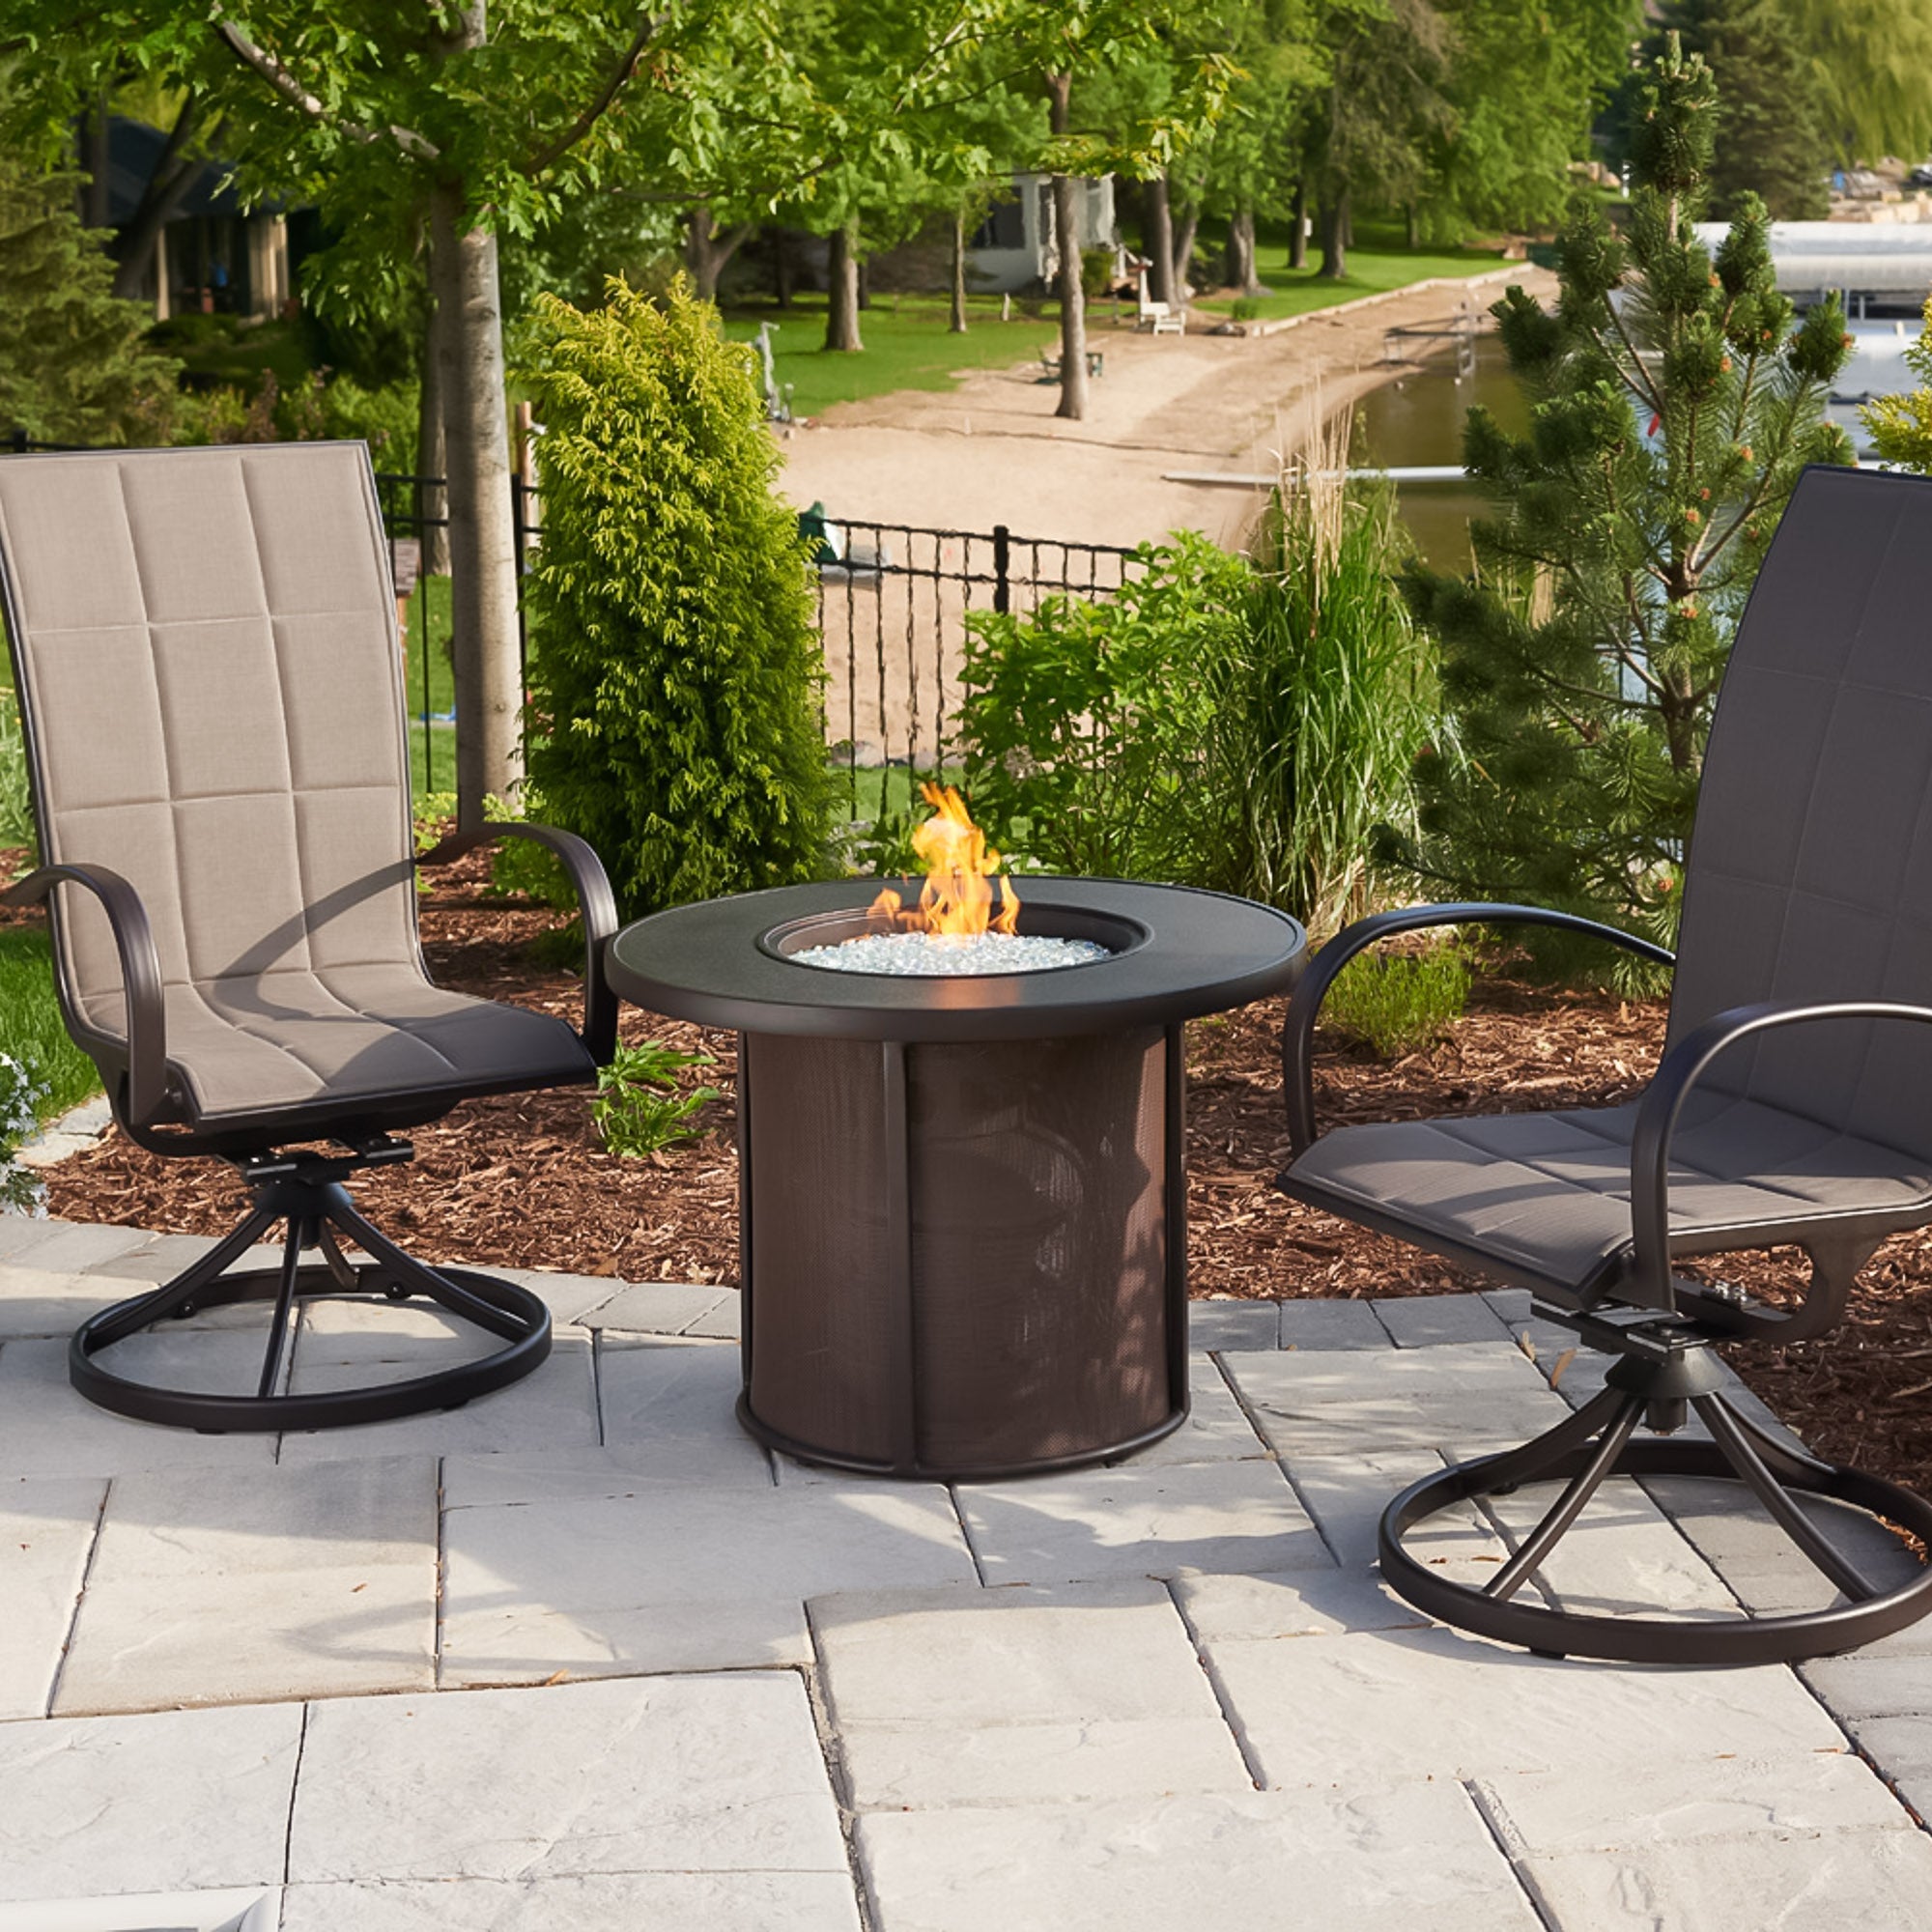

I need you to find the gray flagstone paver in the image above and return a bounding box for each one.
[0,1702,301,1902]
[955,1457,1327,1586]
[287,1674,848,1884]
[854,1783,1546,1932]
[276,1872,864,1930]
[54,1456,438,1716]
[0,1473,103,1719]
[5,1230,1932,1926]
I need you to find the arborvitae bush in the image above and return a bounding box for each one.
[519,278,834,914]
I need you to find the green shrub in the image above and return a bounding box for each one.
[1321,943,1471,1058]
[1231,297,1261,323]
[0,1051,45,1216]
[0,689,36,861]
[518,277,835,916]
[958,458,1435,936]
[591,1040,722,1155]
[960,532,1247,883]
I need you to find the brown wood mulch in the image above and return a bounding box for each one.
[24,854,1932,1495]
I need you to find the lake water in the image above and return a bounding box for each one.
[1350,336,1528,571]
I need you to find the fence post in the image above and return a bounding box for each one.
[992,524,1011,615]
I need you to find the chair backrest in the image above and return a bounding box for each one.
[0,442,419,1037]
[1670,463,1932,1158]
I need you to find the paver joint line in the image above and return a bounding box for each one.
[1163,1576,1266,1794]
[41,1478,110,1723]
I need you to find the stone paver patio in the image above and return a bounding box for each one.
[4,1212,1932,1929]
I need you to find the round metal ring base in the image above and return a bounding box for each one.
[1379,1435,1932,1665]
[735,1391,1188,1484]
[70,1264,552,1435]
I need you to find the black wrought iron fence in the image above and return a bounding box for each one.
[6,437,1145,816]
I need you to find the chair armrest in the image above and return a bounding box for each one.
[1283,902,1675,1154]
[1627,999,1932,1316]
[2,863,169,1128]
[417,823,619,1064]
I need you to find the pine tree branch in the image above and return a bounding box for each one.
[526,10,668,178]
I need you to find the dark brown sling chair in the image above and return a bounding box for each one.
[0,442,616,1433]
[1279,463,1932,1664]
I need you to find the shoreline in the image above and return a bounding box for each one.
[778,266,1555,554]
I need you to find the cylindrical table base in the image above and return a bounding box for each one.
[737,1026,1185,1480]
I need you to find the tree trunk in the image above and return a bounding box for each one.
[1405,202,1420,250]
[950,210,968,332]
[1048,75,1088,422]
[1144,174,1176,306]
[856,256,870,310]
[428,179,522,827]
[775,233,794,309]
[685,204,752,302]
[1318,190,1349,280]
[417,293,451,575]
[1289,181,1308,270]
[824,220,863,352]
[1224,209,1258,295]
[1343,200,1355,248]
[79,96,111,228]
[1170,204,1200,300]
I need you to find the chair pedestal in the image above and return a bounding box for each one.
[1378,1314,1932,1664]
[69,1144,551,1434]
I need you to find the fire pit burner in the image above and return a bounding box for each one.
[607,877,1304,1480]
[790,929,1110,975]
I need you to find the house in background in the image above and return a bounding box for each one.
[102,117,301,323]
[966,173,1123,294]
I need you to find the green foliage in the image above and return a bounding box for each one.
[0,1051,46,1217]
[960,533,1247,883]
[1322,942,1472,1058]
[519,278,835,917]
[0,929,102,1124]
[591,1040,722,1156]
[1782,0,1932,165]
[0,160,181,444]
[0,689,35,861]
[1232,475,1438,936]
[1862,297,1932,472]
[1400,36,1850,978]
[1635,0,1832,220]
[959,483,1435,934]
[167,367,419,470]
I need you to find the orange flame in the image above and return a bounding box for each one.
[869,782,1020,938]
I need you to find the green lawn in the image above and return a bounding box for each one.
[723,295,1062,416]
[0,929,102,1122]
[1190,231,1513,324]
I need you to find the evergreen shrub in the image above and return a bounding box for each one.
[518,278,834,915]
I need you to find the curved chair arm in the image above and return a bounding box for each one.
[1627,999,1932,1315]
[416,823,619,1064]
[1283,902,1676,1154]
[2,863,169,1129]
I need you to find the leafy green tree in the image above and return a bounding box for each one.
[0,158,181,443]
[518,279,833,916]
[1398,38,1851,964]
[1784,0,1932,166]
[1861,297,1932,469]
[1641,0,1831,219]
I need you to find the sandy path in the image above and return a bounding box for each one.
[779,267,1554,552]
[782,266,1555,771]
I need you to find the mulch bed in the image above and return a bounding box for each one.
[22,854,1932,1494]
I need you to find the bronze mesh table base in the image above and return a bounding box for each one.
[738,1027,1184,1479]
[606,879,1305,1484]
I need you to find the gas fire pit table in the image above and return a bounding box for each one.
[607,877,1304,1480]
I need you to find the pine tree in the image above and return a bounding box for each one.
[1399,38,1851,973]
[0,161,180,444]
[1649,0,1832,220]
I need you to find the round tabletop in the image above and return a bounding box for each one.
[606,877,1306,1042]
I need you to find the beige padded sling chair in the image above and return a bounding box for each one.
[0,441,617,1433]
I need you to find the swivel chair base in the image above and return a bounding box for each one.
[1378,1316,1932,1665]
[70,1142,551,1434]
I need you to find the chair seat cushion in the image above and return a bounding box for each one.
[1281,1092,1932,1296]
[153,965,593,1125]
